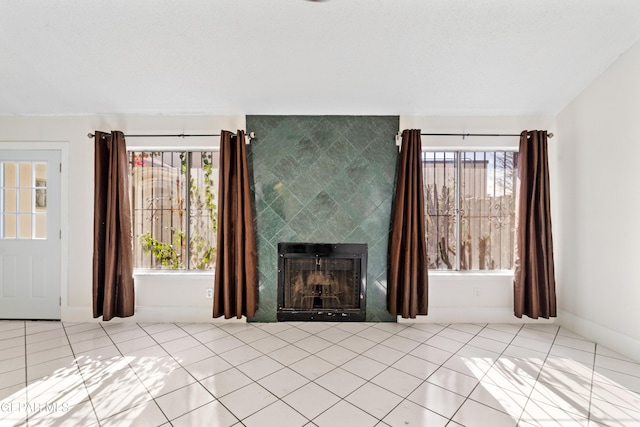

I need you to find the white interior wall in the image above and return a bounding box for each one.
[556,40,640,361]
[0,113,559,326]
[398,115,557,325]
[0,115,245,323]
[2,93,638,363]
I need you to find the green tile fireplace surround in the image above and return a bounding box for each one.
[246,116,399,322]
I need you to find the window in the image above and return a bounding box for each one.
[423,150,518,271]
[1,162,47,239]
[129,150,219,270]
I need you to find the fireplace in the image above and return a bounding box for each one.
[277,243,367,321]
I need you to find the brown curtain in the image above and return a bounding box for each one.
[213,130,258,319]
[93,131,135,321]
[513,130,557,319]
[388,129,429,318]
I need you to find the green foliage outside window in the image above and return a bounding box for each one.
[131,151,218,270]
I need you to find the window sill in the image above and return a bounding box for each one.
[428,270,514,277]
[134,269,215,277]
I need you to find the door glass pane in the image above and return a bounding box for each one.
[1,160,48,240]
[35,163,46,210]
[36,188,46,210]
[19,163,32,187]
[4,189,17,212]
[19,189,32,213]
[4,214,17,238]
[19,214,32,238]
[35,163,46,183]
[4,163,16,187]
[35,214,46,238]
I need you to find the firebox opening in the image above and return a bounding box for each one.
[277,243,367,322]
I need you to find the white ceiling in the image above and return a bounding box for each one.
[2,0,640,117]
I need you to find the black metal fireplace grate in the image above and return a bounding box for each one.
[277,243,367,321]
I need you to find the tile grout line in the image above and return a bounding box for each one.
[349,323,447,424]
[587,343,598,424]
[512,324,563,425]
[226,322,338,424]
[208,321,385,425]
[140,322,224,422]
[22,321,30,426]
[298,322,389,425]
[164,322,314,424]
[444,323,526,425]
[88,322,170,425]
[165,322,615,426]
[171,321,250,425]
[239,324,316,421]
[128,322,205,425]
[230,321,352,424]
[268,322,370,425]
[60,321,103,427]
[292,322,448,425]
[348,323,446,422]
[3,320,638,427]
[240,323,317,425]
[400,323,501,422]
[334,322,486,424]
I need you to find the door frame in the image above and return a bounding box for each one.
[0,142,69,319]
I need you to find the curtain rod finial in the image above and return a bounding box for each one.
[248,132,255,139]
[548,132,554,138]
[87,133,95,139]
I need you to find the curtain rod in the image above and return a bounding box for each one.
[87,132,256,139]
[411,131,554,139]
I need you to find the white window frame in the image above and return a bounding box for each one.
[422,141,519,275]
[127,144,220,273]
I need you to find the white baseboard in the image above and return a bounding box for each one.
[62,306,247,324]
[398,307,557,325]
[559,310,640,362]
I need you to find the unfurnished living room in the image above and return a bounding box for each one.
[1,1,640,426]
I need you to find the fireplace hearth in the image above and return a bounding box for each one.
[277,243,367,321]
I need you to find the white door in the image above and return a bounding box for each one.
[0,150,61,319]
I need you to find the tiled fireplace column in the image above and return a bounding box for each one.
[246,116,399,322]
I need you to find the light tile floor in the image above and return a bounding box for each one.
[1,320,639,426]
